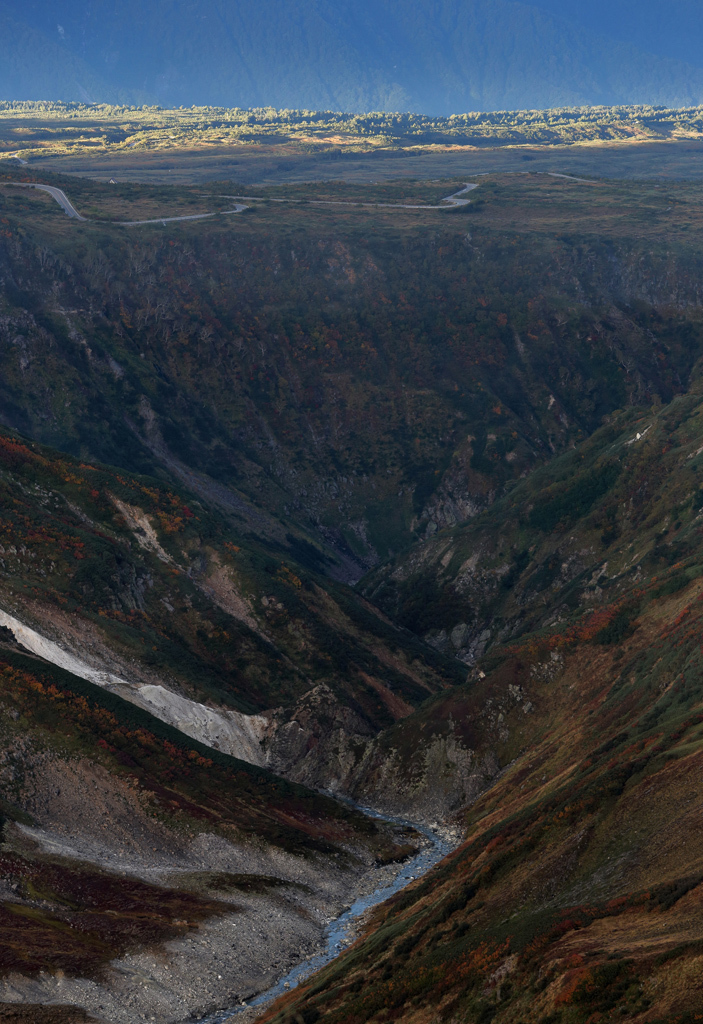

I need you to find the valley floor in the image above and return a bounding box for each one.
[0,797,421,1024]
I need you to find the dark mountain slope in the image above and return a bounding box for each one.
[2,0,703,112]
[0,10,103,105]
[530,0,703,70]
[1,108,703,1024]
[3,170,703,578]
[0,425,459,751]
[363,383,703,669]
[264,384,703,1024]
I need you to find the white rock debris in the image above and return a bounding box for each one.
[0,607,268,765]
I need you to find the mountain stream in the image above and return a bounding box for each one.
[195,808,458,1023]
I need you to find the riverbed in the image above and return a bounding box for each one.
[195,809,459,1023]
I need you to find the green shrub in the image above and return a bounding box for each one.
[529,463,620,532]
[653,573,690,598]
[593,604,639,645]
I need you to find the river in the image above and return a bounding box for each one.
[195,808,458,1023]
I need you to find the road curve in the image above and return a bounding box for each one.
[212,182,479,211]
[118,206,247,226]
[2,182,247,226]
[7,182,87,220]
[1,181,478,227]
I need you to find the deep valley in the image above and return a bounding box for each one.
[1,133,703,1023]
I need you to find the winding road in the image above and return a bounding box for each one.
[211,181,478,211]
[2,182,246,225]
[2,174,602,227]
[1,181,478,227]
[12,182,87,220]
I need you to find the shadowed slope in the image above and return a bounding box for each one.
[263,386,703,1022]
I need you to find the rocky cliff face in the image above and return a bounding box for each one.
[257,682,503,822]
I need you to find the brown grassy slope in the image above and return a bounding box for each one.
[0,853,230,978]
[263,585,703,1022]
[261,392,703,1023]
[347,388,703,814]
[0,647,404,857]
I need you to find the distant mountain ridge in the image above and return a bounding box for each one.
[1,0,702,114]
[529,0,703,69]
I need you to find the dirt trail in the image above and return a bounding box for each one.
[546,171,600,184]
